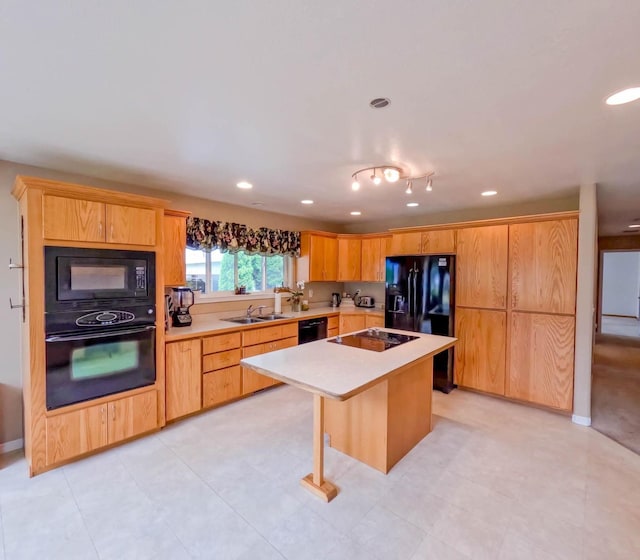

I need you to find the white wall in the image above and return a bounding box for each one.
[602,252,640,318]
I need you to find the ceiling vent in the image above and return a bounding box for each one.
[369,98,390,109]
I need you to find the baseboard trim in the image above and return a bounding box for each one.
[0,438,24,454]
[602,314,638,319]
[572,415,592,427]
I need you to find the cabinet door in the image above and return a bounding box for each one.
[163,213,187,286]
[340,314,366,334]
[456,226,508,309]
[421,230,455,254]
[507,312,575,411]
[361,237,382,281]
[323,236,339,281]
[242,343,274,394]
[454,308,506,395]
[203,366,242,407]
[166,339,202,421]
[46,404,108,464]
[365,315,385,328]
[43,195,105,242]
[389,232,422,256]
[510,219,578,314]
[108,391,158,444]
[308,235,326,281]
[106,204,156,246]
[338,237,362,281]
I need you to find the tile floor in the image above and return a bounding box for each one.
[1,386,639,560]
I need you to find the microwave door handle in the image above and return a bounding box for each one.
[45,325,156,343]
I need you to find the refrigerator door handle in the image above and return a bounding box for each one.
[413,268,420,331]
[407,269,413,318]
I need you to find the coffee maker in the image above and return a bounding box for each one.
[170,286,194,327]
[331,292,342,308]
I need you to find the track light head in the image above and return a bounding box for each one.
[405,180,413,194]
[426,177,433,192]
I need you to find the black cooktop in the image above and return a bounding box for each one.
[328,329,419,352]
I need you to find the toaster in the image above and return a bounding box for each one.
[357,296,375,308]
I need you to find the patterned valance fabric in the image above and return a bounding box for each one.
[186,216,301,257]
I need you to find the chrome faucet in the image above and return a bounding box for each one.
[246,304,267,317]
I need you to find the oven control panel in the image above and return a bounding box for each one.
[76,310,135,326]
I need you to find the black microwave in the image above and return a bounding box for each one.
[45,247,155,312]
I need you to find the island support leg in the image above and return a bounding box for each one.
[300,394,338,502]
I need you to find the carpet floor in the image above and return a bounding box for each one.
[592,334,640,455]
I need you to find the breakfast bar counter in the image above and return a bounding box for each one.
[241,329,456,501]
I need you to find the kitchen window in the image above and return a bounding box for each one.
[185,248,289,297]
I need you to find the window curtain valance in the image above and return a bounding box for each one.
[186,216,301,257]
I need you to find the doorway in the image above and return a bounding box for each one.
[592,247,640,455]
[599,250,640,338]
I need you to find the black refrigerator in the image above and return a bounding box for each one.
[385,255,455,393]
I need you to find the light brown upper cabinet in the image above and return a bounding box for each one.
[454,307,506,395]
[43,195,156,246]
[507,311,575,411]
[509,219,578,315]
[456,225,508,309]
[361,235,389,282]
[163,209,190,286]
[297,232,338,282]
[421,230,456,254]
[389,231,422,255]
[337,236,362,282]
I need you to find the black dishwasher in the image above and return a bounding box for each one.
[298,316,328,344]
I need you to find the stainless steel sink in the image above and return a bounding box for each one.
[223,314,291,324]
[223,316,265,324]
[256,314,291,321]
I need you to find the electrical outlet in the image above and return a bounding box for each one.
[308,289,314,298]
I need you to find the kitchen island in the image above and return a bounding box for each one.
[241,329,456,501]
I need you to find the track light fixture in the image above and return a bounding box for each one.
[405,180,413,194]
[349,166,435,195]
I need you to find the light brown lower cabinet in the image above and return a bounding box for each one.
[365,315,384,329]
[203,366,242,407]
[454,307,506,395]
[340,314,366,334]
[45,390,158,465]
[166,339,202,421]
[507,312,575,411]
[242,336,298,394]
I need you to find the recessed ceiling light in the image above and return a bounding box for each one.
[605,87,640,106]
[236,181,252,189]
[350,211,362,216]
[628,224,640,228]
[407,202,419,207]
[481,190,498,196]
[301,200,314,205]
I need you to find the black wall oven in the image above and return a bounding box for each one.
[44,247,157,410]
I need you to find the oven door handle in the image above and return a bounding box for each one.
[45,325,156,343]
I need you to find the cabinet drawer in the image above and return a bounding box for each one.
[203,366,242,408]
[328,316,339,330]
[202,348,241,372]
[242,322,298,346]
[203,332,241,354]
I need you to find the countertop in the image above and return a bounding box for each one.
[240,329,456,401]
[164,305,384,341]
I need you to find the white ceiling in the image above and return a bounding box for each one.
[1,1,639,234]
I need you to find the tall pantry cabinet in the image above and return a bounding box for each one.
[507,219,578,411]
[453,214,578,411]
